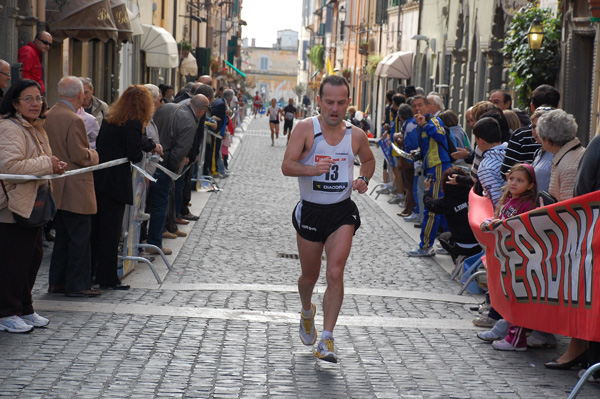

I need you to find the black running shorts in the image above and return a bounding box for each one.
[284,120,293,131]
[292,198,361,243]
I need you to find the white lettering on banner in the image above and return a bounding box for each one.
[454,202,468,212]
[493,204,599,308]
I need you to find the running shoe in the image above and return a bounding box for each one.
[21,312,49,328]
[407,247,435,257]
[492,325,527,351]
[299,303,317,345]
[404,213,421,222]
[527,330,558,348]
[472,314,497,328]
[387,194,404,204]
[0,315,34,333]
[315,337,338,363]
[477,319,509,342]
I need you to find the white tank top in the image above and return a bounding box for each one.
[298,116,355,204]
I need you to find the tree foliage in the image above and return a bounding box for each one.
[502,5,561,110]
[366,54,383,76]
[309,45,325,72]
[294,83,306,97]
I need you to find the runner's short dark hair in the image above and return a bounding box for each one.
[319,75,350,98]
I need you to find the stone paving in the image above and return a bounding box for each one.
[1,117,599,398]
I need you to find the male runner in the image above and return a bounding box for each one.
[266,98,282,146]
[252,91,262,118]
[281,75,375,363]
[282,97,297,145]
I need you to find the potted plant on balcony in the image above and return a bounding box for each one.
[342,68,352,80]
[178,40,193,59]
[359,41,369,55]
[210,57,220,74]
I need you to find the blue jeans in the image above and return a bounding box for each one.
[147,169,171,247]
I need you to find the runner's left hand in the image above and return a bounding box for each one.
[353,178,368,194]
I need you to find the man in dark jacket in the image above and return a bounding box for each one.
[146,94,209,254]
[423,166,481,265]
[204,88,234,177]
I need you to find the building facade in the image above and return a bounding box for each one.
[0,0,245,107]
[242,33,299,104]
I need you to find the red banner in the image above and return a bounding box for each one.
[468,189,600,341]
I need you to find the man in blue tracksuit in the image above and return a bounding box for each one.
[407,95,452,257]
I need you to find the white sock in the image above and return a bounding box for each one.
[321,330,333,340]
[301,306,313,318]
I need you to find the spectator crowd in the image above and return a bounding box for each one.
[375,81,600,382]
[0,31,248,334]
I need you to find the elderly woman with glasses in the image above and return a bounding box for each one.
[0,79,66,333]
[536,109,586,203]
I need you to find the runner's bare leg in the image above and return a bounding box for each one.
[297,234,324,311]
[322,224,353,332]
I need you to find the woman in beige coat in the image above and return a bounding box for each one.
[0,79,66,333]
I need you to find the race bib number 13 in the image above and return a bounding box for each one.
[312,155,349,192]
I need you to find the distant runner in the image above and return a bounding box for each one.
[281,75,375,363]
[252,91,262,118]
[282,97,297,145]
[266,98,282,146]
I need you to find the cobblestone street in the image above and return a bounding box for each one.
[1,118,598,398]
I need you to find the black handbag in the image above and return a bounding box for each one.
[536,190,557,207]
[1,181,56,228]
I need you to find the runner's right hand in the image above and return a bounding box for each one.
[314,158,335,175]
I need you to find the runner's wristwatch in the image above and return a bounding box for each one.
[358,176,369,184]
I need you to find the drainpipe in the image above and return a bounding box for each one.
[172,0,178,88]
[416,0,423,86]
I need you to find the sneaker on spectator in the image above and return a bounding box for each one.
[477,319,510,342]
[436,247,449,255]
[315,338,338,363]
[21,312,49,328]
[387,194,404,204]
[478,303,491,314]
[299,303,317,346]
[0,316,34,333]
[407,247,435,257]
[376,184,393,195]
[527,330,558,348]
[578,368,600,383]
[404,213,421,222]
[492,325,527,351]
[472,314,497,328]
[138,212,150,222]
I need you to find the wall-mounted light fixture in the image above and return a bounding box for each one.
[527,18,544,50]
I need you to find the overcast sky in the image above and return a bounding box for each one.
[241,0,303,47]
